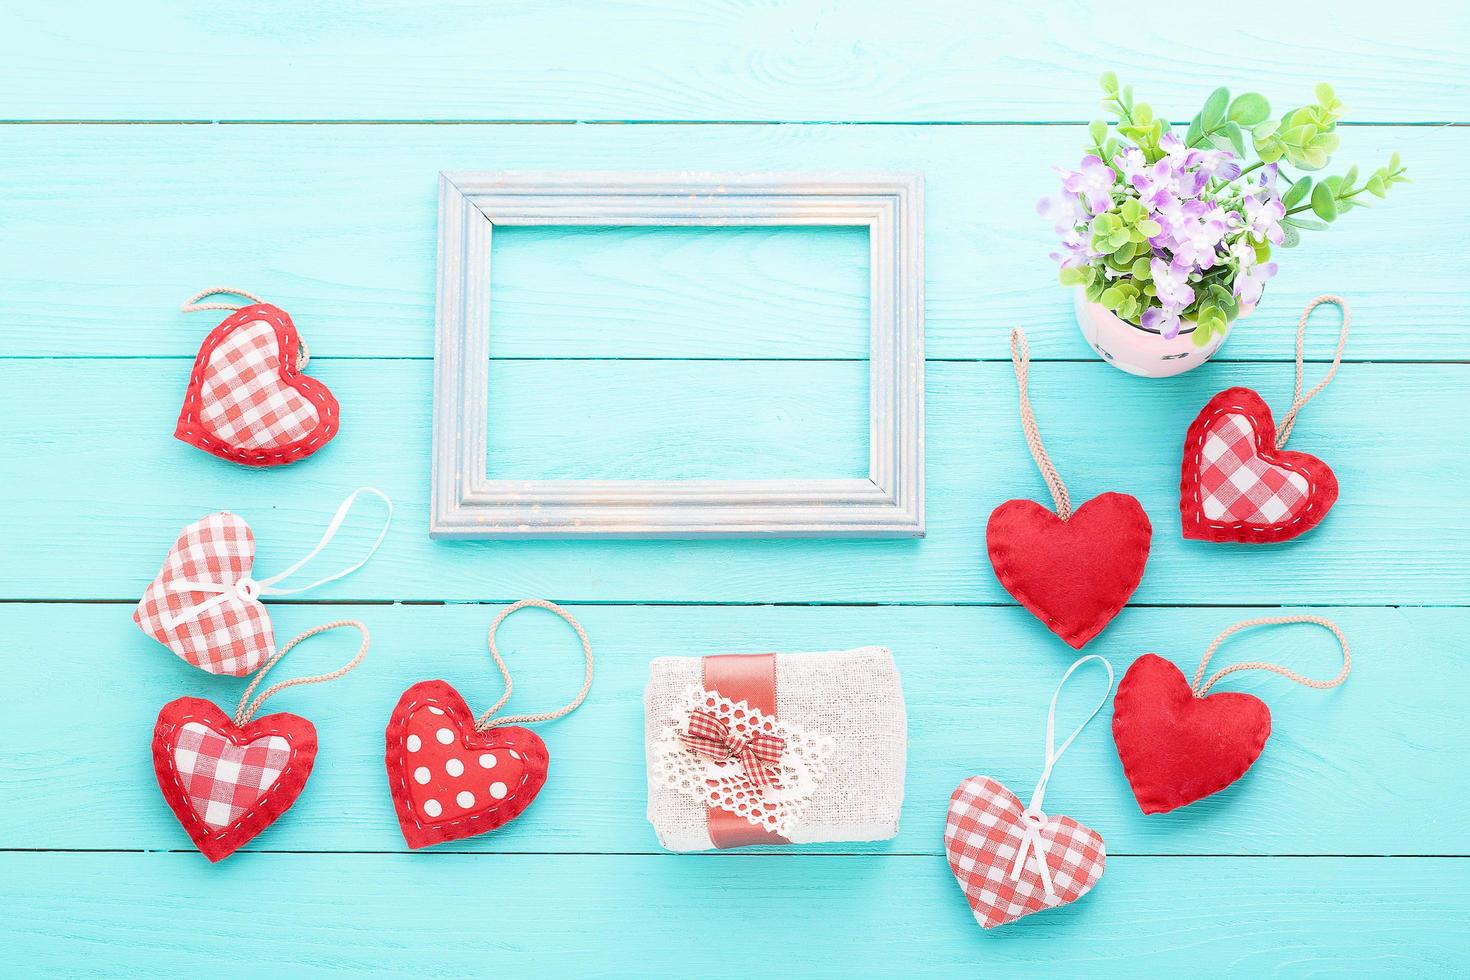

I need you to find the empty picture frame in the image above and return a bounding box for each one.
[431,171,924,538]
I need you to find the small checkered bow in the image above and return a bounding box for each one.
[679,710,785,790]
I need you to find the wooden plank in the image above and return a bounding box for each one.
[3,852,1465,975]
[1,603,1461,854]
[0,123,1452,360]
[4,1,1467,122]
[1,359,1465,604]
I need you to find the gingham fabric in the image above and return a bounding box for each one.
[134,512,275,676]
[199,318,320,450]
[678,709,786,790]
[173,721,291,829]
[1198,412,1310,524]
[944,776,1105,928]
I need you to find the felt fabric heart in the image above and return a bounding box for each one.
[1111,653,1272,814]
[134,511,274,676]
[152,697,317,862]
[944,776,1106,928]
[987,492,1152,648]
[385,680,550,849]
[1180,387,1338,543]
[176,303,339,467]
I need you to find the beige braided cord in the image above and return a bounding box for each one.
[181,286,309,369]
[475,599,595,731]
[1191,615,1351,697]
[1009,328,1072,519]
[1274,295,1350,449]
[234,619,370,726]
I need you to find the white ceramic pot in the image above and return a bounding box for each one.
[1073,288,1236,378]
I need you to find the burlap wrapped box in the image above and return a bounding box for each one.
[645,646,906,851]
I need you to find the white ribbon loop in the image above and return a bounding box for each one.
[1009,654,1115,900]
[161,487,394,630]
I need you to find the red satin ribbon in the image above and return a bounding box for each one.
[702,653,790,848]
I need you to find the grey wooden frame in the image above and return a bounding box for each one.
[431,171,924,538]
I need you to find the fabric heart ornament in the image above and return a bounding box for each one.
[945,655,1113,929]
[174,287,340,466]
[152,620,368,861]
[987,329,1151,648]
[1112,616,1351,814]
[385,600,594,848]
[1180,295,1349,543]
[134,487,391,675]
[386,680,550,849]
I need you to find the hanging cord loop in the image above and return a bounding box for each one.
[1274,295,1350,449]
[161,487,394,630]
[181,286,309,369]
[234,619,370,726]
[1191,615,1351,697]
[1009,328,1072,519]
[1011,654,1114,900]
[475,599,595,732]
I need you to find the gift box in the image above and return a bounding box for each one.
[644,646,906,851]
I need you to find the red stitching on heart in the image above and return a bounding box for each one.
[176,303,340,467]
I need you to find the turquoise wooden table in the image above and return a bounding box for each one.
[3,2,1468,975]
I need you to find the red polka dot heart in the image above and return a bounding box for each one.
[384,600,595,849]
[386,680,549,848]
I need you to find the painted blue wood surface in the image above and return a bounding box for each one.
[1,3,1467,977]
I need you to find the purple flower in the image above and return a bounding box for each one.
[1132,155,1207,204]
[1234,260,1278,311]
[1058,155,1117,214]
[1256,164,1280,195]
[1196,148,1241,182]
[1115,147,1148,182]
[1141,305,1184,340]
[1162,200,1231,270]
[1244,191,1285,246]
[1048,228,1091,269]
[1151,256,1196,311]
[1036,189,1088,236]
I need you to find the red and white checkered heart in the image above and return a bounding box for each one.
[134,511,275,676]
[152,697,318,862]
[176,303,340,467]
[1180,387,1338,543]
[944,776,1106,929]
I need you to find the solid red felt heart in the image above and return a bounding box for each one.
[152,696,317,862]
[385,680,550,849]
[1111,653,1272,814]
[987,492,1152,649]
[1180,387,1338,543]
[176,303,340,467]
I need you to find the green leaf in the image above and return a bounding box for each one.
[1088,119,1108,145]
[1192,322,1215,347]
[1201,87,1230,129]
[1228,93,1271,126]
[1366,175,1387,198]
[1186,113,1204,147]
[1134,102,1153,125]
[1136,218,1162,238]
[1315,82,1336,106]
[1317,182,1340,221]
[1252,119,1281,141]
[1220,121,1246,157]
[1282,175,1312,209]
[1100,71,1119,94]
[1283,215,1329,232]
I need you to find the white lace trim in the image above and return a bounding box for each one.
[651,685,835,836]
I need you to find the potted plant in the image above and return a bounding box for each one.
[1040,73,1407,377]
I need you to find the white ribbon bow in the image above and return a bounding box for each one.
[161,487,393,630]
[1009,654,1114,900]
